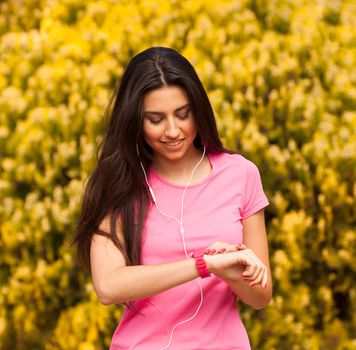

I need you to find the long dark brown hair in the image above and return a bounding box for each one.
[71,46,226,272]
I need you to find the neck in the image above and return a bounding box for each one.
[152,147,207,185]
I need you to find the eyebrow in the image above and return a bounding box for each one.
[144,103,190,116]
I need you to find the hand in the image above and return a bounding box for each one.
[204,241,241,255]
[238,247,268,288]
[204,246,268,289]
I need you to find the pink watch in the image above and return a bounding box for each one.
[192,249,211,278]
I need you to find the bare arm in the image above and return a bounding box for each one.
[91,236,200,305]
[90,211,272,307]
[90,217,200,305]
[204,209,273,309]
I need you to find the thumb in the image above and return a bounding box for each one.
[236,243,248,250]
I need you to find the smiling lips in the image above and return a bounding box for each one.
[161,139,184,147]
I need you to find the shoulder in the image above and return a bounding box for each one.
[97,213,124,242]
[210,151,259,173]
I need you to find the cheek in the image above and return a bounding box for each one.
[143,124,160,144]
[187,120,198,137]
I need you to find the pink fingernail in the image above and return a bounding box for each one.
[210,249,216,255]
[219,248,226,253]
[204,249,210,254]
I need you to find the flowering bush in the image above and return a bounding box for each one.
[0,0,355,349]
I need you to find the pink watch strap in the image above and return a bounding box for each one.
[192,249,211,278]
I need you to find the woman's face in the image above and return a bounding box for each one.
[142,85,198,164]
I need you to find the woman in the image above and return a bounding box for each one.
[72,46,272,350]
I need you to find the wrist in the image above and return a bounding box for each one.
[192,250,210,278]
[203,254,215,274]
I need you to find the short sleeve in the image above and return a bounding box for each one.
[241,160,269,219]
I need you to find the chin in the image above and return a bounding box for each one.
[159,151,187,162]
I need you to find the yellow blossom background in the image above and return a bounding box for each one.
[0,0,355,349]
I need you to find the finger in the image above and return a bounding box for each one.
[236,251,267,287]
[236,243,248,250]
[247,265,262,282]
[255,266,268,288]
[244,264,263,283]
[223,244,239,253]
[206,242,235,255]
[216,245,236,254]
[249,267,265,287]
[262,267,268,288]
[204,244,220,255]
[242,264,257,279]
[239,251,257,274]
[234,250,262,275]
[243,250,266,276]
[248,255,268,287]
[205,242,226,251]
[261,267,268,288]
[240,252,264,280]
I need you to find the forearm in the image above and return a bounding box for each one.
[222,276,273,310]
[204,252,272,310]
[95,258,199,305]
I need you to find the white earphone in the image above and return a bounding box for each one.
[136,144,207,350]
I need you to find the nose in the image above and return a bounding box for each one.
[164,117,180,139]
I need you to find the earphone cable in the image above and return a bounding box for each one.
[138,146,207,350]
[179,146,206,259]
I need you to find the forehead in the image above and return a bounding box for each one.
[143,86,189,112]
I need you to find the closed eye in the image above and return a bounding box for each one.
[148,118,162,125]
[177,112,190,120]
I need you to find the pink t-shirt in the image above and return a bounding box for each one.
[110,152,269,350]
